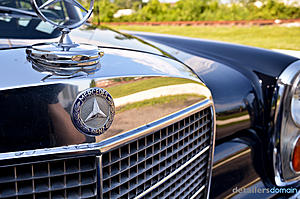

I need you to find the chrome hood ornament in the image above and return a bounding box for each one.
[26,0,102,76]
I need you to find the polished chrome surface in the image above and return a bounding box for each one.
[0,75,209,158]
[26,44,102,76]
[190,185,206,199]
[31,0,94,30]
[71,87,115,136]
[291,76,300,127]
[27,0,101,75]
[100,104,214,198]
[0,45,208,154]
[0,43,215,198]
[273,60,300,186]
[0,154,98,198]
[0,93,214,197]
[99,96,212,152]
[205,106,216,199]
[0,48,199,91]
[84,98,107,123]
[97,155,103,199]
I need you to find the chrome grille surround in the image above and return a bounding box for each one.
[0,154,98,199]
[100,100,215,199]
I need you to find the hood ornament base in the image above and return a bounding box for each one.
[26,0,101,76]
[56,29,80,51]
[26,42,103,76]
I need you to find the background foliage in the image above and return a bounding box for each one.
[91,0,300,22]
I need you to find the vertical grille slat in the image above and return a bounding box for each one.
[102,107,213,199]
[0,156,97,199]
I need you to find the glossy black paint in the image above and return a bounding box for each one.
[127,32,300,197]
[0,18,61,39]
[129,33,298,138]
[131,33,297,77]
[212,140,261,199]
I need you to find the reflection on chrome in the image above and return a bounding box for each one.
[94,77,211,141]
[112,83,209,108]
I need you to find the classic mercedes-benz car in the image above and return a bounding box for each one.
[0,0,299,199]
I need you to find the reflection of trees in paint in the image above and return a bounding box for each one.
[90,79,96,87]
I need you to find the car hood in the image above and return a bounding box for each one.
[0,28,210,155]
[0,27,168,57]
[0,27,190,91]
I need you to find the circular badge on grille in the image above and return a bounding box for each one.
[71,88,115,136]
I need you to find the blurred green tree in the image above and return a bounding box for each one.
[94,0,300,23]
[94,0,118,23]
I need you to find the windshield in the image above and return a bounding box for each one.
[0,0,84,39]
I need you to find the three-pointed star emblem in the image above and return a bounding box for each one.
[85,98,107,123]
[39,0,88,13]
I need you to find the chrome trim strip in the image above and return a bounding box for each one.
[0,99,212,161]
[99,99,213,152]
[205,106,216,199]
[97,155,103,199]
[278,61,300,85]
[134,146,210,199]
[0,143,101,161]
[190,185,206,199]
[273,60,300,186]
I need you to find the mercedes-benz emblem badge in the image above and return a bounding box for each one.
[71,88,115,136]
[31,0,94,30]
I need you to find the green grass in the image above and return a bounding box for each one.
[109,25,300,50]
[105,77,195,98]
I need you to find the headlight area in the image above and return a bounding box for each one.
[273,60,300,186]
[291,76,300,128]
[291,77,300,172]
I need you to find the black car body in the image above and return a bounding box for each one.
[0,1,300,199]
[129,31,300,198]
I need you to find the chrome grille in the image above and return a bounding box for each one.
[102,107,213,199]
[0,155,97,199]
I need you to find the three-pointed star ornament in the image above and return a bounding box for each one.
[85,98,107,123]
[39,0,88,13]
